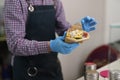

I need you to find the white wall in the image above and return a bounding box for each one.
[108,23,120,43]
[0,0,4,6]
[59,0,105,80]
[105,0,120,43]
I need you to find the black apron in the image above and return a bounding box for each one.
[13,3,63,80]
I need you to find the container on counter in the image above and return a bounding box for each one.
[84,62,98,80]
[86,70,99,80]
[84,62,97,71]
[110,70,120,80]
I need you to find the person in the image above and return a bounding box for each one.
[4,0,97,80]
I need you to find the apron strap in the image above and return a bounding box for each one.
[53,0,57,9]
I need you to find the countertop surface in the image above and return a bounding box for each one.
[77,59,120,80]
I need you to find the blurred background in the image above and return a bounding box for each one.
[0,0,120,80]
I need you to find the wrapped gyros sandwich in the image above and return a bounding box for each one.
[65,23,90,43]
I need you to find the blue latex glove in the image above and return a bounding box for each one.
[81,16,97,32]
[50,35,79,54]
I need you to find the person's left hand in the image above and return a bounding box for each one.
[81,16,97,32]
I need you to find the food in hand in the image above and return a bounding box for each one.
[65,23,90,43]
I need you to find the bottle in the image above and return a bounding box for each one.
[86,70,99,80]
[84,62,97,71]
[84,62,99,80]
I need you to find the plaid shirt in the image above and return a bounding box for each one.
[4,0,70,56]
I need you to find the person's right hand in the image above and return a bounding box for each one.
[50,36,79,54]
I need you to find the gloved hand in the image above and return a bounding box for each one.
[81,16,97,32]
[50,34,79,54]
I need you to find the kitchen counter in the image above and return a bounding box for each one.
[77,59,120,80]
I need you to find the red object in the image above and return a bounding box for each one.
[85,62,95,65]
[85,45,119,68]
[100,70,109,78]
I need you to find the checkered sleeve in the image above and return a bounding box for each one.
[4,0,50,56]
[55,0,71,36]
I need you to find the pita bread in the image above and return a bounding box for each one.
[65,23,90,43]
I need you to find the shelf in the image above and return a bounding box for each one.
[110,23,120,28]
